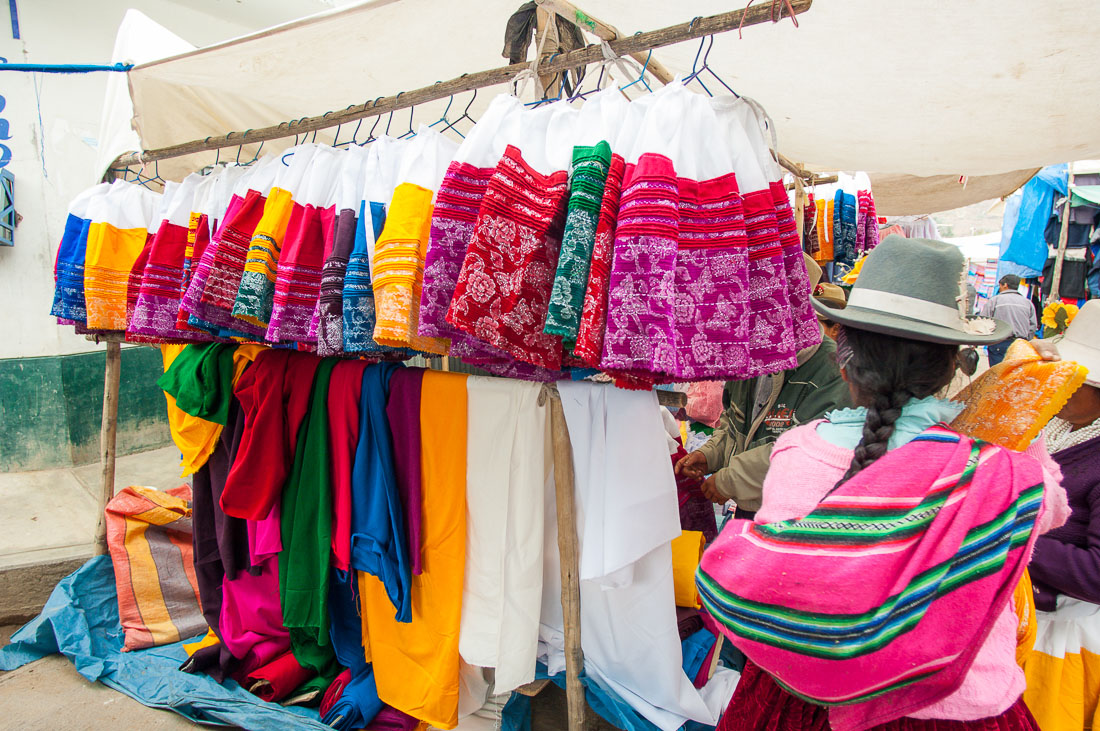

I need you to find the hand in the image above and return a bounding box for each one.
[700,474,725,504]
[1030,338,1061,361]
[675,451,708,480]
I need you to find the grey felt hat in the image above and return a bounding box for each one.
[811,235,1012,345]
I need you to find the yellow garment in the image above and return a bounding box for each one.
[160,344,266,477]
[372,183,450,355]
[952,339,1089,450]
[814,198,828,263]
[84,222,149,330]
[671,530,705,609]
[360,370,468,729]
[841,254,868,285]
[1023,598,1100,730]
[183,628,221,657]
[234,187,294,328]
[1015,570,1037,667]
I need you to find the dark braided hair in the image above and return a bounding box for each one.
[834,326,959,487]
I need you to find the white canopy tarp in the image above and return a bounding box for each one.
[125,0,1100,212]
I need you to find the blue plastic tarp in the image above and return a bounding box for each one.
[0,555,327,730]
[1000,164,1067,274]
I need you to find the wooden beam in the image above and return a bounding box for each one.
[537,0,674,85]
[92,341,122,555]
[547,386,587,731]
[1048,162,1075,303]
[116,0,811,166]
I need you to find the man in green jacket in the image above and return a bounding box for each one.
[675,259,851,516]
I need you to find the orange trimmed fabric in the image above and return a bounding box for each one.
[359,370,467,729]
[952,339,1089,450]
[105,484,204,650]
[372,183,450,355]
[84,222,151,330]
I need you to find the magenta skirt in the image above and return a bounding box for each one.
[718,661,1039,731]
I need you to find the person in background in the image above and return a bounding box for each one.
[674,256,851,517]
[812,281,847,341]
[982,274,1038,365]
[1022,301,1100,729]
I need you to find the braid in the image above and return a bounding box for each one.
[832,327,959,490]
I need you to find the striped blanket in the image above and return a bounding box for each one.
[697,426,1045,730]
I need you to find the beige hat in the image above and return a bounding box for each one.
[1054,300,1100,386]
[813,282,847,313]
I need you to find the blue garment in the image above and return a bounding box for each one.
[1001,165,1068,273]
[987,339,1013,367]
[835,191,858,264]
[51,213,92,323]
[681,628,715,680]
[343,201,406,355]
[350,362,413,622]
[326,572,384,730]
[322,671,384,731]
[0,556,327,729]
[817,396,965,451]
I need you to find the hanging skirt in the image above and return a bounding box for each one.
[184,191,264,331]
[267,203,335,343]
[84,222,151,331]
[1023,598,1100,731]
[672,172,752,381]
[742,189,798,378]
[769,182,820,351]
[176,212,212,334]
[372,183,450,355]
[601,153,681,379]
[52,213,93,325]
[315,208,359,356]
[130,217,202,341]
[718,661,1039,731]
[123,235,155,340]
[232,187,294,332]
[544,142,612,344]
[448,145,569,371]
[573,152,625,367]
[343,200,399,356]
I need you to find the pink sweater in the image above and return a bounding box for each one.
[756,421,1069,721]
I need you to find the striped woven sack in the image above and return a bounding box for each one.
[696,426,1046,731]
[105,484,206,650]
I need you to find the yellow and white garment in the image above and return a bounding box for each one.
[1024,596,1100,730]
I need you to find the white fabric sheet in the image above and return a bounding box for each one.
[460,377,549,694]
[539,382,715,731]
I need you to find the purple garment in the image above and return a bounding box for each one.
[314,208,358,355]
[385,367,424,576]
[1030,434,1100,610]
[248,504,283,566]
[602,157,681,379]
[741,188,798,379]
[184,396,252,681]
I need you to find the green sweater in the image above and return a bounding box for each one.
[696,336,851,511]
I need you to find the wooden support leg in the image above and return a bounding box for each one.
[547,388,587,731]
[93,341,122,555]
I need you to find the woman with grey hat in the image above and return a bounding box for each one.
[697,235,1068,731]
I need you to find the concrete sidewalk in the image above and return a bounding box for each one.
[0,446,186,623]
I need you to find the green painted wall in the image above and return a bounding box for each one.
[0,347,171,472]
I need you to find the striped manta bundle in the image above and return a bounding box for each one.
[696,426,1046,731]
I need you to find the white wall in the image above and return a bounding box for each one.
[0,0,327,358]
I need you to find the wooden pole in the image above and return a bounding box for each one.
[547,386,587,731]
[115,0,812,167]
[1048,162,1075,304]
[92,341,122,555]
